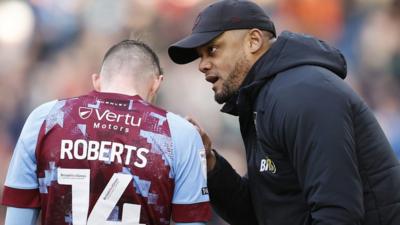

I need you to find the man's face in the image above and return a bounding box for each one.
[196,30,252,104]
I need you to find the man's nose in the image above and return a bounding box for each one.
[198,57,211,74]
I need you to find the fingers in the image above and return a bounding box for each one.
[185,116,217,171]
[185,116,212,151]
[186,116,203,133]
[186,117,206,138]
[186,116,200,128]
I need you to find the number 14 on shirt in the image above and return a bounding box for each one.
[58,168,144,225]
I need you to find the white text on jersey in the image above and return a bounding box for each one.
[94,109,142,127]
[60,139,148,168]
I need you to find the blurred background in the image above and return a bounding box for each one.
[0,0,399,224]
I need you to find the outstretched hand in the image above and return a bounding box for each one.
[186,117,217,172]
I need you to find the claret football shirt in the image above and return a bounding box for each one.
[2,91,211,225]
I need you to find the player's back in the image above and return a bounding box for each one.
[4,91,210,225]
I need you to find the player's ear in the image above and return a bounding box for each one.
[147,75,163,103]
[92,73,101,91]
[151,74,163,94]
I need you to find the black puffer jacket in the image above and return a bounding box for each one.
[208,31,400,225]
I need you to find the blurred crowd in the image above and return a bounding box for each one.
[0,0,399,224]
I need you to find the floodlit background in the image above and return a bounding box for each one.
[0,0,399,224]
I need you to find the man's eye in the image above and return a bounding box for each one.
[208,46,217,55]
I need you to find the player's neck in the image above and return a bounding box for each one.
[99,86,144,99]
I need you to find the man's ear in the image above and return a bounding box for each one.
[147,75,164,103]
[92,73,101,91]
[151,75,164,94]
[246,28,264,54]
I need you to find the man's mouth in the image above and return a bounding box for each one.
[205,75,219,84]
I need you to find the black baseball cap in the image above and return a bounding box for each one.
[168,0,276,64]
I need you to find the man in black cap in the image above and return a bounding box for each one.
[168,0,400,225]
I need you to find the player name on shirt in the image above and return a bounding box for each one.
[60,139,149,168]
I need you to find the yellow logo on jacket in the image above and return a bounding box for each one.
[260,157,277,174]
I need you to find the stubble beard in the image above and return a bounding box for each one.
[214,56,251,104]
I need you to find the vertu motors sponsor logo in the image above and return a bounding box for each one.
[78,107,142,133]
[79,107,93,119]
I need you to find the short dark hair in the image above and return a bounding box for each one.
[102,40,163,75]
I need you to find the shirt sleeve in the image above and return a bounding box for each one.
[166,112,211,223]
[207,151,258,225]
[5,207,39,225]
[2,100,57,208]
